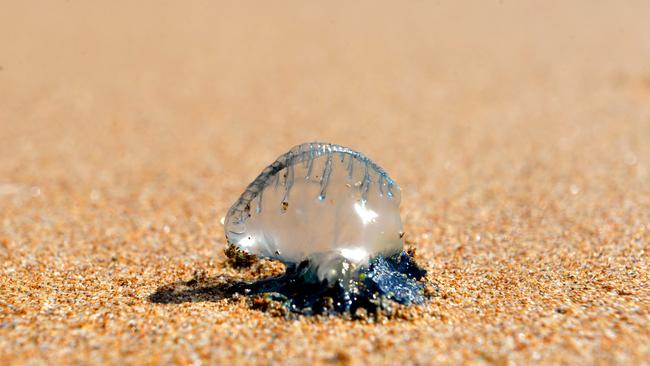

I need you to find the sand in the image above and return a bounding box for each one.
[1,1,649,364]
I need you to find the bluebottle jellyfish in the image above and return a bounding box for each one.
[223,142,427,316]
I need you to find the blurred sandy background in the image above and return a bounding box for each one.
[1,1,649,365]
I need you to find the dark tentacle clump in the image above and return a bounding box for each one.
[229,251,427,316]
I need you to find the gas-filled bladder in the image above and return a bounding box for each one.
[223,142,426,315]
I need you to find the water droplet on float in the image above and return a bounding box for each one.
[223,142,405,280]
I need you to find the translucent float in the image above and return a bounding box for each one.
[223,142,426,315]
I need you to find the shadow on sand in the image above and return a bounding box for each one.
[148,274,246,304]
[147,261,359,314]
[148,253,428,316]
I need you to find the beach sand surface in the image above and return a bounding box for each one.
[1,1,649,364]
